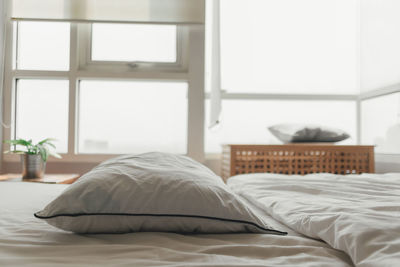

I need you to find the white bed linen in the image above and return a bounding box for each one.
[228,173,400,267]
[0,182,352,266]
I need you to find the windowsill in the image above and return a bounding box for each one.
[2,153,117,163]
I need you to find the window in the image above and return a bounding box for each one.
[16,21,70,71]
[4,19,194,163]
[206,100,356,153]
[10,1,400,168]
[205,0,359,151]
[91,24,177,63]
[15,79,69,153]
[220,0,359,94]
[78,80,188,154]
[359,0,400,157]
[361,93,400,154]
[360,0,400,92]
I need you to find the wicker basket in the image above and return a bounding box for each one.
[222,144,375,181]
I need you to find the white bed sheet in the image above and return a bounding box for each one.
[0,182,352,266]
[228,173,400,267]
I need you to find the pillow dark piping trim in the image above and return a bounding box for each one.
[34,212,287,235]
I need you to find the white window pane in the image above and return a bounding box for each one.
[220,0,359,94]
[16,79,69,153]
[91,24,177,62]
[361,93,400,154]
[78,81,187,154]
[206,100,356,153]
[360,0,400,92]
[17,21,70,71]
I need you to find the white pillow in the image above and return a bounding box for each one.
[35,152,286,235]
[268,124,350,143]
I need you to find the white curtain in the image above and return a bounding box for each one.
[0,0,6,116]
[0,0,6,169]
[11,0,204,24]
[208,0,221,128]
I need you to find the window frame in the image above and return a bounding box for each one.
[78,23,189,73]
[2,19,205,165]
[2,16,364,166]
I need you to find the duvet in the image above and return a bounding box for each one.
[228,173,400,267]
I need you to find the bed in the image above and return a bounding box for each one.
[1,158,399,266]
[0,181,352,266]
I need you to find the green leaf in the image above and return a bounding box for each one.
[44,142,56,149]
[4,138,60,160]
[3,139,31,147]
[37,145,49,162]
[38,138,57,145]
[48,150,62,158]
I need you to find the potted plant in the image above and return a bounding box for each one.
[3,138,61,179]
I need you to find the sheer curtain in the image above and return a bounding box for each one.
[0,0,6,119]
[208,0,221,128]
[0,0,6,167]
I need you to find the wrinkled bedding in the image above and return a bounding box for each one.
[228,173,400,267]
[0,182,352,266]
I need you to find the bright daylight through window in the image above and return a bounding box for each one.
[16,21,70,70]
[16,79,69,153]
[205,0,359,153]
[10,20,186,156]
[91,23,177,63]
[5,0,400,161]
[78,80,188,154]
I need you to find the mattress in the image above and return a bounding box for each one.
[0,182,352,266]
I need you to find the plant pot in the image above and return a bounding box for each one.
[21,154,46,179]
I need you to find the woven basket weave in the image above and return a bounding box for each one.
[222,144,374,181]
